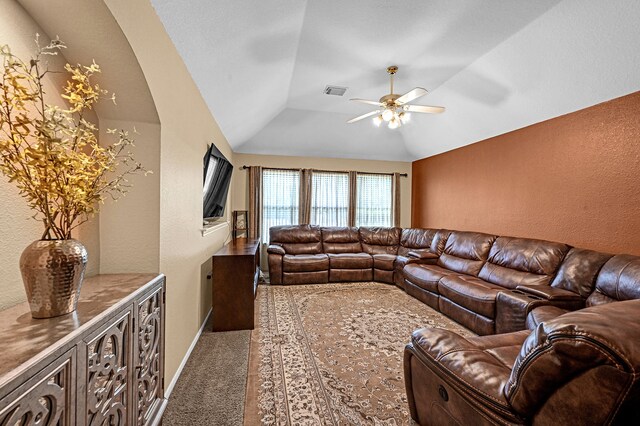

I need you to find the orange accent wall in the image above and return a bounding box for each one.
[411,91,640,255]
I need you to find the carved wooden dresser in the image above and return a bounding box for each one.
[0,273,166,425]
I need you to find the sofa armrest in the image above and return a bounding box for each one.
[405,327,526,423]
[515,285,582,301]
[496,288,584,334]
[407,250,438,260]
[267,244,286,255]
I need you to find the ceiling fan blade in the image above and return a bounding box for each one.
[350,98,383,107]
[405,104,445,114]
[347,110,380,124]
[395,87,428,104]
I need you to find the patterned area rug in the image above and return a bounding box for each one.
[244,282,473,425]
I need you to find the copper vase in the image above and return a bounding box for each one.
[20,239,88,319]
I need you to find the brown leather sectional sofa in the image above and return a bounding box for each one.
[267,225,443,286]
[268,224,640,424]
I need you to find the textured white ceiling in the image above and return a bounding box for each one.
[151,0,640,161]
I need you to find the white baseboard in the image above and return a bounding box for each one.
[165,308,212,398]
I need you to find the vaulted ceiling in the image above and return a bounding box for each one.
[151,0,640,161]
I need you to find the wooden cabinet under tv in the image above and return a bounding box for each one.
[211,238,260,331]
[0,274,167,426]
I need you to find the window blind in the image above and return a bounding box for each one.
[262,169,300,240]
[310,171,349,227]
[356,173,393,227]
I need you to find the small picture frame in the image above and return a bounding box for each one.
[233,210,248,239]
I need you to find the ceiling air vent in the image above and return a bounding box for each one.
[324,85,348,96]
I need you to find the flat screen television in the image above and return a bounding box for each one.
[203,143,233,223]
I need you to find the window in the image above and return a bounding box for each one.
[356,173,393,227]
[262,169,300,239]
[310,172,349,227]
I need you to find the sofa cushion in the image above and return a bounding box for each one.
[359,227,401,255]
[282,254,329,272]
[466,332,530,369]
[478,237,570,289]
[439,275,505,319]
[430,229,451,256]
[373,254,396,270]
[525,305,569,330]
[321,227,362,254]
[550,248,613,298]
[270,225,323,255]
[398,228,437,257]
[328,252,372,269]
[586,254,640,307]
[403,264,456,293]
[437,231,497,276]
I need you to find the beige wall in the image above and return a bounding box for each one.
[99,119,161,274]
[0,0,100,310]
[1,0,234,391]
[3,0,411,390]
[104,0,235,387]
[232,153,412,228]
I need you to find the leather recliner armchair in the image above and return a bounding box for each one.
[404,299,640,425]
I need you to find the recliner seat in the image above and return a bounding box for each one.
[268,224,329,284]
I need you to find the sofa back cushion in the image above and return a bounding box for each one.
[550,248,613,298]
[398,228,437,257]
[437,231,497,276]
[359,227,401,255]
[321,227,362,254]
[430,229,451,256]
[586,254,640,306]
[269,225,322,255]
[478,237,570,289]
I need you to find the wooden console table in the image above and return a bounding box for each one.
[211,238,260,331]
[0,274,166,425]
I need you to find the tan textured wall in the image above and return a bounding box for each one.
[105,0,235,387]
[0,0,100,310]
[412,91,640,255]
[232,153,412,228]
[99,119,161,274]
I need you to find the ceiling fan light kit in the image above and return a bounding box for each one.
[348,65,445,129]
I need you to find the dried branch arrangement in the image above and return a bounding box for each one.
[0,35,149,239]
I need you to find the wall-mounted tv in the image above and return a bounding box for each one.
[203,143,233,223]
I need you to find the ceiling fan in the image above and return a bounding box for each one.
[347,66,445,129]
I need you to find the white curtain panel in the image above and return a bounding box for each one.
[356,174,393,227]
[310,172,349,227]
[262,169,300,240]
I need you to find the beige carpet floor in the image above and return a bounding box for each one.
[163,322,251,426]
[244,282,473,425]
